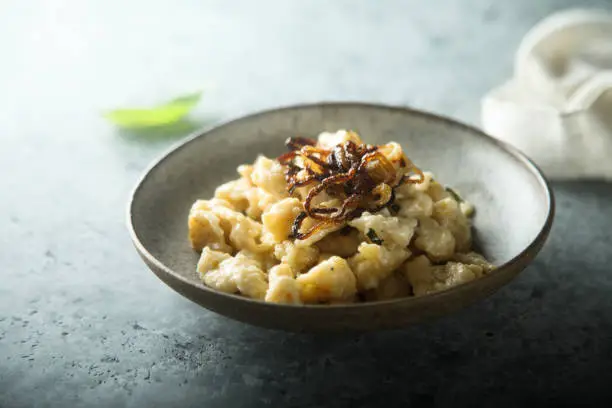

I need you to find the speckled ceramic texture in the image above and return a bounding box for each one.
[128,103,554,332]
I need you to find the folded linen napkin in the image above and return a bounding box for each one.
[482,8,612,180]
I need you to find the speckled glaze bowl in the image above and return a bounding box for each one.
[127,103,554,332]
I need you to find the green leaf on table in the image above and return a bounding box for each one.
[104,92,202,128]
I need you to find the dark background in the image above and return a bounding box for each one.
[2,1,612,407]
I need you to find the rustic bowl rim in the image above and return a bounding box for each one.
[127,101,555,310]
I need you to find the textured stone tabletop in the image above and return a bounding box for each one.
[1,1,612,407]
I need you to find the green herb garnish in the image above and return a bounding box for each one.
[366,229,384,245]
[104,92,202,128]
[445,187,464,203]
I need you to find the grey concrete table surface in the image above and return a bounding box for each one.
[1,1,612,407]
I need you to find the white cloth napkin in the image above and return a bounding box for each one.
[481,8,612,180]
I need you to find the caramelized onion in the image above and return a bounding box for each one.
[290,211,341,240]
[278,133,425,235]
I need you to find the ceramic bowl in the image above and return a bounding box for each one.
[127,103,554,332]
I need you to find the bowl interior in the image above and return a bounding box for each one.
[129,103,552,330]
